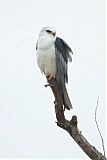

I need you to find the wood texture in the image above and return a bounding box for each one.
[47,78,107,160]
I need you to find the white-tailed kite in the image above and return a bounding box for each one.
[36,26,73,110]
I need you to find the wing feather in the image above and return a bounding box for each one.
[55,37,72,83]
[55,37,73,110]
[55,37,73,63]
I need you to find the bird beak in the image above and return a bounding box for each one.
[51,32,56,36]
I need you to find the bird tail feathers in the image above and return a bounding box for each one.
[63,86,72,110]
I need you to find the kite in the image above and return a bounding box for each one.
[36,26,73,110]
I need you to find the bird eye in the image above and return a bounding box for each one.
[46,30,52,33]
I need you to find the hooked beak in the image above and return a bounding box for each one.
[51,32,56,36]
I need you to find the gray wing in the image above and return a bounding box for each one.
[55,37,73,84]
[55,37,73,110]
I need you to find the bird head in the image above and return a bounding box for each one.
[39,26,56,37]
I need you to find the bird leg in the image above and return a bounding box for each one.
[47,74,55,81]
[45,75,55,87]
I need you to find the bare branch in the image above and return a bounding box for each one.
[95,97,105,157]
[47,78,107,160]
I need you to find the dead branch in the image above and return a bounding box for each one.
[95,97,105,157]
[47,78,107,160]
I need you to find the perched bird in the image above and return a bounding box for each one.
[36,26,73,110]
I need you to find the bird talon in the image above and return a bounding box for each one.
[44,84,50,87]
[44,83,54,87]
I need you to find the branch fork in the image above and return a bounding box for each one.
[46,77,106,160]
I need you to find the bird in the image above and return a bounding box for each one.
[36,26,73,110]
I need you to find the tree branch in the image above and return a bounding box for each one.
[95,97,105,157]
[47,78,107,160]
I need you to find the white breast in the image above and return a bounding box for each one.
[37,35,56,77]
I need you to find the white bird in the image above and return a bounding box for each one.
[36,26,73,110]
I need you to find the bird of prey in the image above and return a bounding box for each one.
[36,26,73,110]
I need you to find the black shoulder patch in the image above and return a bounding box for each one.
[55,37,72,63]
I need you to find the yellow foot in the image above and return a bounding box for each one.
[48,74,55,81]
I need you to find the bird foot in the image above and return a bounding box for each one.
[45,74,55,87]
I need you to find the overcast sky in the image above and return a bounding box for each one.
[0,0,105,159]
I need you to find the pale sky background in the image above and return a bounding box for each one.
[0,0,105,159]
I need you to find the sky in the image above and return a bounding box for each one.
[0,0,106,159]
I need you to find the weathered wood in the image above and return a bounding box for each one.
[48,78,65,123]
[48,78,107,160]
